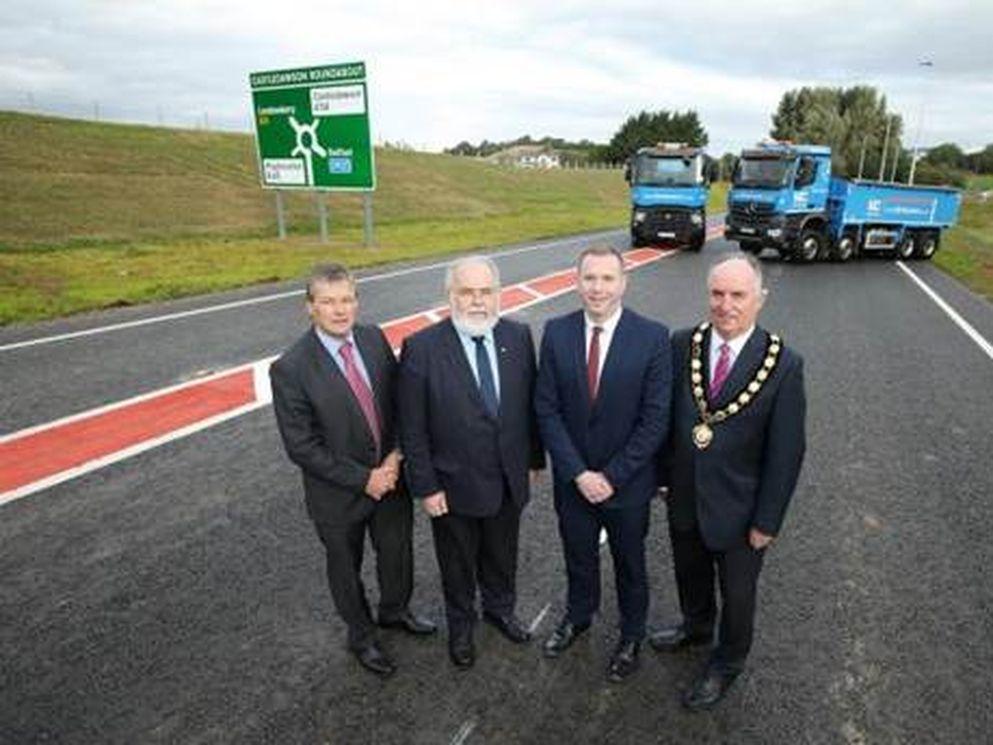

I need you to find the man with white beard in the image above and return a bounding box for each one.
[399,256,546,669]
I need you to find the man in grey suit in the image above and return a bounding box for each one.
[652,253,806,709]
[270,264,435,678]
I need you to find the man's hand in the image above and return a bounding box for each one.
[364,465,396,500]
[749,528,774,550]
[422,491,448,518]
[575,471,613,504]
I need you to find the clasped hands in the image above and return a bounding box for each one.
[364,449,402,500]
[575,470,613,504]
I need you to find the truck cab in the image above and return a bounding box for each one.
[725,142,832,260]
[626,143,711,251]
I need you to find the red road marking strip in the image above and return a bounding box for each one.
[0,247,673,502]
[0,369,254,494]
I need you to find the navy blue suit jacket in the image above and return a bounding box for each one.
[663,325,807,550]
[534,308,671,510]
[399,318,545,517]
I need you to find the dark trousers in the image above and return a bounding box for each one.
[557,496,651,642]
[430,492,521,635]
[313,493,413,651]
[669,522,766,674]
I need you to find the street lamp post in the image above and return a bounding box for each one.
[908,59,934,185]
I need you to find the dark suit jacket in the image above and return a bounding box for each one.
[270,324,399,525]
[534,308,671,510]
[664,325,806,550]
[399,318,545,517]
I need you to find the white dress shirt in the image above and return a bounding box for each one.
[708,325,755,380]
[585,306,623,382]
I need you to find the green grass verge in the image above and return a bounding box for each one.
[934,194,993,300]
[0,111,734,324]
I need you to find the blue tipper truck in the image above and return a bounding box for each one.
[625,143,713,251]
[724,141,962,262]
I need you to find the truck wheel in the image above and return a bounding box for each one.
[797,229,824,262]
[833,235,856,262]
[896,233,915,260]
[688,235,704,252]
[631,232,645,248]
[914,232,939,260]
[741,241,763,255]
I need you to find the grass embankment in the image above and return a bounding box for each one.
[1,111,648,324]
[934,179,993,300]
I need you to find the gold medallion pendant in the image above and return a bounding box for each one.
[692,422,714,450]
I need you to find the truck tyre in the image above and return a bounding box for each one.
[832,234,856,262]
[797,228,824,262]
[688,234,704,252]
[913,232,939,260]
[631,231,645,248]
[741,240,763,255]
[896,233,916,260]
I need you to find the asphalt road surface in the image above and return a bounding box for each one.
[2,229,992,744]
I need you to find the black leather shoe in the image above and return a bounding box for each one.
[483,612,532,644]
[682,668,739,710]
[648,624,712,652]
[448,629,475,669]
[379,610,437,636]
[354,642,396,678]
[607,640,641,682]
[542,618,590,658]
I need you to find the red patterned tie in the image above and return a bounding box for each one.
[339,341,381,454]
[587,326,603,401]
[709,342,732,402]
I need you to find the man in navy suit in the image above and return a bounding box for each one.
[270,264,436,678]
[399,256,545,669]
[651,253,806,710]
[535,245,671,682]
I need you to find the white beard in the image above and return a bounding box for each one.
[451,312,498,337]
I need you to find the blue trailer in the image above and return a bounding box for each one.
[725,142,962,261]
[625,143,714,251]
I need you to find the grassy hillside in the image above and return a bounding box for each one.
[1,112,640,323]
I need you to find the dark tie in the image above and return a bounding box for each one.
[473,336,499,417]
[339,341,382,454]
[587,325,603,401]
[709,342,732,402]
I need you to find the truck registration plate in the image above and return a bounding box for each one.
[657,231,676,239]
[740,227,755,234]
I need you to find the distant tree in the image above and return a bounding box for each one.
[719,153,738,181]
[602,110,708,164]
[967,144,993,174]
[913,160,969,188]
[924,142,967,169]
[446,140,477,156]
[770,85,903,179]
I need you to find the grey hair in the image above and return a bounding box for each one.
[707,252,766,295]
[444,255,501,294]
[306,263,355,300]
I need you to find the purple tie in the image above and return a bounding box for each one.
[709,342,732,402]
[339,341,381,454]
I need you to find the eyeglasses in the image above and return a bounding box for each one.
[454,287,497,299]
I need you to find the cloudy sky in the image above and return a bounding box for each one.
[1,0,991,155]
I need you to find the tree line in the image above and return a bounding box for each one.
[445,89,991,187]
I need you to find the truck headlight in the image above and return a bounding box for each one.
[690,213,703,225]
[767,228,783,238]
[633,211,646,223]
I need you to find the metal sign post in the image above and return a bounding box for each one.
[249,61,376,243]
[274,191,286,239]
[363,193,374,246]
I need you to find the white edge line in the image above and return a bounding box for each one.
[896,262,993,361]
[1,249,676,503]
[0,230,624,352]
[450,719,476,745]
[0,400,270,506]
[528,603,552,634]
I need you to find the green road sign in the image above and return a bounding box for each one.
[249,61,375,191]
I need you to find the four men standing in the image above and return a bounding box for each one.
[271,248,806,709]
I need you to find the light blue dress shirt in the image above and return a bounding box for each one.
[315,327,373,388]
[454,326,501,402]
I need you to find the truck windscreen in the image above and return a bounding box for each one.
[734,158,793,188]
[634,156,699,187]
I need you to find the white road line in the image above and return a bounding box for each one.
[528,603,552,634]
[896,262,993,361]
[450,719,476,745]
[0,230,623,352]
